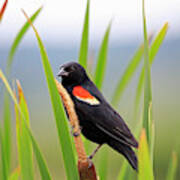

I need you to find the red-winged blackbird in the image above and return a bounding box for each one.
[58,62,138,170]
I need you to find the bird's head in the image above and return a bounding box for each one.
[58,61,88,86]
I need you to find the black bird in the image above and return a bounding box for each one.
[58,61,138,170]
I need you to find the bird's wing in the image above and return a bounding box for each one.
[95,104,138,148]
[72,81,138,148]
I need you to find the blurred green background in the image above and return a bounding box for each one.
[0,0,180,179]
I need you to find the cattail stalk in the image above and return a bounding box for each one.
[55,79,98,180]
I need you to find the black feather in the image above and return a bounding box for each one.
[59,62,139,171]
[107,139,138,171]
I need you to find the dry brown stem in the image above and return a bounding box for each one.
[55,79,98,180]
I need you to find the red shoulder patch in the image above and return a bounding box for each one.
[73,86,93,99]
[72,86,100,105]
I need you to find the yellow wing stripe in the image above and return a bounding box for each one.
[75,96,100,105]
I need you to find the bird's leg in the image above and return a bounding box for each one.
[88,144,102,160]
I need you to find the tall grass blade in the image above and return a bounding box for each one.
[78,0,89,68]
[0,71,23,180]
[15,85,34,180]
[0,128,8,180]
[22,10,79,180]
[2,5,40,175]
[3,93,11,174]
[94,22,111,89]
[6,7,42,73]
[0,1,10,176]
[26,128,52,180]
[98,148,109,180]
[9,166,20,180]
[0,0,8,22]
[142,0,152,144]
[95,23,112,176]
[0,71,52,180]
[166,152,178,180]
[135,23,168,114]
[16,80,52,180]
[138,129,154,180]
[117,161,128,180]
[111,43,144,106]
[0,70,20,109]
[148,103,154,160]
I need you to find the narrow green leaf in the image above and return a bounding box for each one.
[15,89,34,180]
[111,43,144,106]
[22,10,79,180]
[16,81,52,180]
[6,7,42,73]
[1,5,40,177]
[26,127,52,180]
[0,127,8,180]
[0,71,52,180]
[3,93,11,173]
[138,129,154,180]
[117,161,128,180]
[78,0,89,68]
[8,167,20,180]
[3,10,42,173]
[142,0,152,144]
[166,152,178,180]
[148,103,154,161]
[135,23,168,114]
[94,22,111,89]
[98,148,109,180]
[0,70,19,108]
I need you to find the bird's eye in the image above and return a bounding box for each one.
[65,67,71,72]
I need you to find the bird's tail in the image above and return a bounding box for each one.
[107,140,138,171]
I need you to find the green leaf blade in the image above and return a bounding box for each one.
[3,93,11,174]
[16,81,52,180]
[94,22,111,89]
[166,152,178,180]
[138,129,154,180]
[78,0,89,68]
[98,148,109,180]
[0,71,52,180]
[6,7,42,73]
[135,23,168,114]
[22,11,79,180]
[26,128,52,180]
[149,22,168,61]
[8,167,20,180]
[0,128,8,180]
[142,0,152,144]
[111,43,144,106]
[15,94,34,180]
[37,31,79,180]
[117,160,128,180]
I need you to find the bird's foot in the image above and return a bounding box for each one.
[87,158,93,169]
[73,131,80,137]
[88,154,93,160]
[87,144,102,160]
[71,126,82,137]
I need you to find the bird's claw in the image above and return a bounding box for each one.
[73,131,80,137]
[88,155,93,160]
[87,158,93,169]
[71,126,82,137]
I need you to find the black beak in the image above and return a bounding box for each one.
[57,67,69,77]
